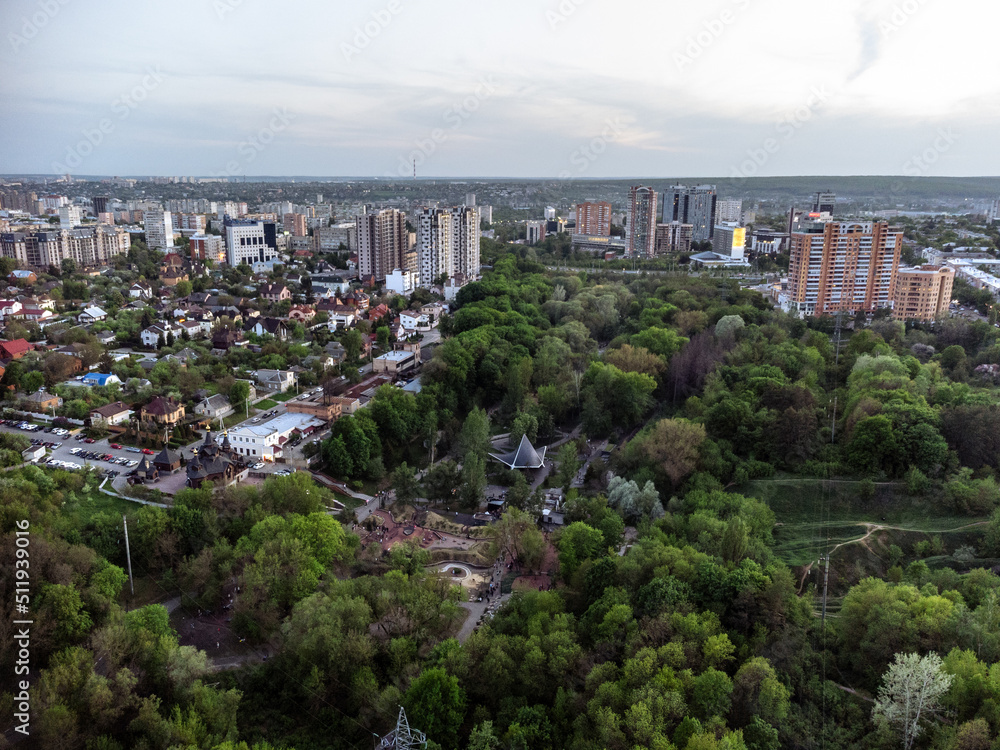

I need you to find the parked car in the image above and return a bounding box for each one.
[141,448,154,455]
[126,447,142,453]
[110,443,122,450]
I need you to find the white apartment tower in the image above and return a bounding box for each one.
[143,210,175,250]
[416,206,480,286]
[58,205,82,228]
[224,217,278,267]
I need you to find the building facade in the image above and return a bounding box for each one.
[654,222,693,255]
[576,201,612,236]
[225,217,279,267]
[415,206,480,286]
[0,226,129,269]
[144,210,175,250]
[357,208,408,282]
[788,220,903,317]
[627,186,657,258]
[891,265,955,321]
[662,185,717,242]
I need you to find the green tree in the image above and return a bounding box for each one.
[403,668,466,750]
[392,461,421,505]
[20,370,45,394]
[555,442,579,491]
[229,380,251,414]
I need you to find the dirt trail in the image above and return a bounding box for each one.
[795,520,989,595]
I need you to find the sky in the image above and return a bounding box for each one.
[1,0,997,179]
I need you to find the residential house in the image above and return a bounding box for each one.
[343,290,370,311]
[140,396,185,426]
[323,301,356,330]
[81,373,121,387]
[89,401,133,426]
[243,317,289,341]
[259,283,291,302]
[177,320,204,339]
[96,331,116,346]
[252,369,297,393]
[18,307,55,324]
[0,301,22,321]
[23,389,62,413]
[287,305,315,323]
[368,303,391,324]
[129,282,153,300]
[325,341,347,364]
[78,306,108,324]
[194,394,234,420]
[161,268,189,287]
[212,327,247,352]
[9,270,37,285]
[0,339,33,360]
[140,323,182,348]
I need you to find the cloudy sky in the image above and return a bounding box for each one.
[1,0,996,178]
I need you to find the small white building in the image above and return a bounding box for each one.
[225,412,325,461]
[22,445,46,463]
[386,269,417,296]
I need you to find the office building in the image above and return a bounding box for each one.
[716,199,743,225]
[812,191,837,214]
[544,206,556,221]
[576,201,612,236]
[144,210,175,250]
[416,206,480,285]
[627,186,657,258]
[224,216,279,267]
[712,223,747,260]
[92,196,109,215]
[788,220,903,317]
[357,208,408,282]
[58,205,81,228]
[891,265,955,321]
[662,185,717,242]
[654,222,693,255]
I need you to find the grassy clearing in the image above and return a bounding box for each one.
[271,392,296,402]
[62,486,137,527]
[256,399,279,410]
[744,477,989,568]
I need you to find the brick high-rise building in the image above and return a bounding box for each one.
[891,265,955,321]
[576,201,612,236]
[357,208,408,282]
[627,187,657,258]
[654,222,693,255]
[283,213,308,237]
[788,220,902,317]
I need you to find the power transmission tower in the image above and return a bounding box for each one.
[377,707,426,750]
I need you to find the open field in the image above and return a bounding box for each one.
[743,477,990,568]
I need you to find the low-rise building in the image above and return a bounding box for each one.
[140,396,185,426]
[23,389,62,413]
[372,348,419,375]
[225,412,325,461]
[81,373,122,387]
[78,306,108,324]
[90,401,133,426]
[253,369,297,393]
[129,282,153,300]
[194,394,234,420]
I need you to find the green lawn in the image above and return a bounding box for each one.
[271,391,296,402]
[743,477,989,568]
[256,399,279,410]
[62,486,138,527]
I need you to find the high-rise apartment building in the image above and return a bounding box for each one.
[716,199,743,225]
[144,210,175,250]
[190,234,226,264]
[662,185,717,242]
[58,205,81,228]
[712,224,747,260]
[283,213,308,237]
[812,191,836,214]
[0,226,129,269]
[576,201,612,236]
[891,265,955,321]
[416,206,480,286]
[357,208,408,282]
[224,217,279,267]
[627,186,658,258]
[525,220,546,245]
[654,222,693,255]
[788,220,902,317]
[92,196,109,215]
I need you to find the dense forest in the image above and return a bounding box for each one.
[7,240,1000,750]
